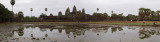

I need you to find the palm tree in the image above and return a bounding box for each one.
[151,11,155,16]
[156,10,160,16]
[139,8,146,21]
[156,10,160,20]
[30,8,33,17]
[10,0,15,11]
[97,8,99,12]
[145,8,151,16]
[17,11,24,22]
[45,8,48,14]
[111,10,114,14]
[139,8,145,17]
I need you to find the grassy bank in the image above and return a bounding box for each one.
[0,21,160,27]
[83,21,160,26]
[21,21,160,26]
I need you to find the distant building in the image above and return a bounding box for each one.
[42,5,90,22]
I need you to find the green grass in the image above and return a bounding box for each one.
[0,21,160,27]
[82,21,160,26]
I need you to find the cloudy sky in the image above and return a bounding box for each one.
[0,0,160,17]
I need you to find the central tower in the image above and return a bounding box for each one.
[72,5,77,14]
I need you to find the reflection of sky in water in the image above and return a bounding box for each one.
[11,26,160,42]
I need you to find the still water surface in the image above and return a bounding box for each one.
[1,24,160,42]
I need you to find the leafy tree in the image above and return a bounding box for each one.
[145,8,151,16]
[23,16,30,21]
[126,14,136,21]
[156,10,160,16]
[10,0,15,11]
[93,12,101,20]
[99,13,110,20]
[40,13,47,18]
[30,16,38,21]
[139,8,151,20]
[97,8,99,12]
[30,8,33,17]
[23,16,38,22]
[17,11,24,22]
[45,8,48,14]
[110,13,118,20]
[139,8,146,20]
[156,10,160,20]
[110,13,125,21]
[0,3,14,22]
[92,12,109,21]
[111,10,114,14]
[50,13,53,16]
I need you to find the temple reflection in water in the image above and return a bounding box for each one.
[9,25,160,42]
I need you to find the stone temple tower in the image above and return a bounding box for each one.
[82,8,85,14]
[65,7,70,15]
[72,5,77,14]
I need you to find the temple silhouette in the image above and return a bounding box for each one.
[41,5,91,22]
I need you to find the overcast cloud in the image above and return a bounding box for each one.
[0,0,160,17]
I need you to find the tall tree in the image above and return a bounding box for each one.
[111,10,114,14]
[139,8,145,17]
[17,11,24,22]
[30,8,33,17]
[97,8,99,12]
[45,8,48,14]
[145,8,151,16]
[151,11,155,16]
[156,10,160,20]
[139,8,147,20]
[10,0,15,11]
[156,10,160,16]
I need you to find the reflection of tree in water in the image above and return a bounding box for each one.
[17,27,24,36]
[58,29,62,33]
[103,27,109,33]
[111,27,118,33]
[64,28,86,38]
[40,28,47,32]
[45,34,48,37]
[117,27,123,31]
[111,27,123,33]
[50,28,54,32]
[92,28,104,36]
[128,27,136,30]
[25,26,30,28]
[139,28,160,39]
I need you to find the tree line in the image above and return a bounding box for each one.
[1,0,160,23]
[0,3,14,22]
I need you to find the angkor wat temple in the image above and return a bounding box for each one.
[41,5,91,22]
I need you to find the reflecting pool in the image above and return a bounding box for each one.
[1,24,160,42]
